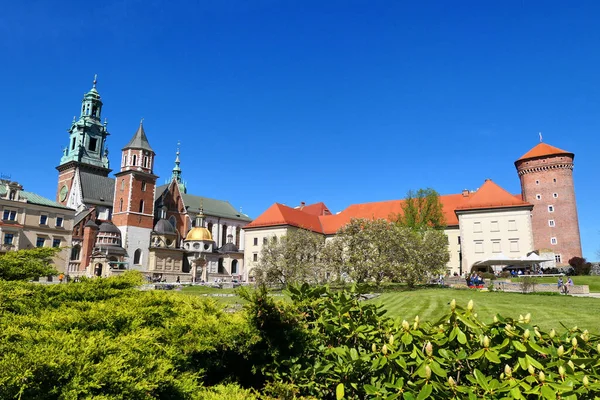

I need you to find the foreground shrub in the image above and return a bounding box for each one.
[245,283,600,399]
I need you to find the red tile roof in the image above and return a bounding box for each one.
[246,180,532,235]
[517,143,572,161]
[296,202,332,216]
[455,179,531,211]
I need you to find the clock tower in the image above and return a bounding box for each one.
[56,75,111,206]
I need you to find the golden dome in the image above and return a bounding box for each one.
[185,227,213,241]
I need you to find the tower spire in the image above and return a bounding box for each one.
[170,141,186,193]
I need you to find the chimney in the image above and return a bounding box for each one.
[462,189,469,197]
[300,201,306,209]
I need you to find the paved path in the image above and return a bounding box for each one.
[571,293,600,298]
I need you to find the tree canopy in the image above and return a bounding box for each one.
[396,188,446,229]
[0,247,60,281]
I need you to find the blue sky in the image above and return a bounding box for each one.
[1,1,599,258]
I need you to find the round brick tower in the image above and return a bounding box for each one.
[515,142,582,265]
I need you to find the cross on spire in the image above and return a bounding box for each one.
[93,74,98,88]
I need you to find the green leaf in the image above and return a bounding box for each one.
[429,361,447,377]
[402,332,413,345]
[457,328,467,344]
[525,354,544,370]
[512,340,527,352]
[474,369,490,391]
[541,385,556,400]
[364,384,378,395]
[416,384,432,400]
[336,383,345,400]
[484,350,501,364]
[403,393,416,400]
[468,349,485,360]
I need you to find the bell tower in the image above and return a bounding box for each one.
[515,141,582,265]
[56,75,111,206]
[112,120,158,270]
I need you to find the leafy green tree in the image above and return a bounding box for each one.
[255,228,326,285]
[0,247,61,281]
[335,218,401,285]
[396,188,446,229]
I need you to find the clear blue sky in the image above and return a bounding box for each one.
[1,1,599,259]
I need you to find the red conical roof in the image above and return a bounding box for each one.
[517,143,572,162]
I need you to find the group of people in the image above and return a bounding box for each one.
[467,273,485,288]
[557,276,574,295]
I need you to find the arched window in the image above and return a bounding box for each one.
[235,228,240,247]
[70,246,81,261]
[122,155,126,166]
[71,137,76,150]
[221,225,228,246]
[218,257,224,274]
[143,156,148,168]
[207,222,213,235]
[141,181,146,192]
[231,259,238,275]
[139,200,144,213]
[133,249,142,265]
[121,179,125,191]
[119,198,123,212]
[132,154,137,166]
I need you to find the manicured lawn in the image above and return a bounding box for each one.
[510,275,600,292]
[373,288,600,333]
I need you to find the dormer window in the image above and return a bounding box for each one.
[8,191,16,200]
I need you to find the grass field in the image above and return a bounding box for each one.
[510,275,600,292]
[178,283,600,334]
[373,288,600,333]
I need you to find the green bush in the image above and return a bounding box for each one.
[243,283,600,399]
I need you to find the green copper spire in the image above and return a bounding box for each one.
[170,142,187,193]
[58,75,110,172]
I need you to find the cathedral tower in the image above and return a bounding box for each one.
[515,142,582,265]
[56,75,111,206]
[112,120,158,270]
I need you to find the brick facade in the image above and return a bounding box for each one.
[56,166,77,206]
[112,172,155,230]
[516,153,582,264]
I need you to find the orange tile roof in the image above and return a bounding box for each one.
[517,143,572,161]
[244,203,323,232]
[246,180,532,235]
[455,179,531,211]
[297,202,331,216]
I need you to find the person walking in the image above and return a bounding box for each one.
[557,276,564,294]
[566,277,574,295]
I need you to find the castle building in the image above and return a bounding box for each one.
[244,142,582,278]
[0,179,75,273]
[55,78,251,280]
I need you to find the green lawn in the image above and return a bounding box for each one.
[373,288,600,333]
[509,275,600,292]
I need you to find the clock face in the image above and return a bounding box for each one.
[59,185,68,202]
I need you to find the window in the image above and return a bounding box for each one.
[553,178,557,183]
[56,217,63,227]
[40,215,48,225]
[253,253,258,262]
[141,181,146,192]
[4,233,14,245]
[253,238,258,246]
[119,198,123,212]
[550,237,557,245]
[474,241,484,254]
[555,254,562,263]
[458,236,461,245]
[549,220,555,227]
[536,194,541,200]
[143,156,148,168]
[508,220,517,231]
[473,222,482,233]
[70,246,80,261]
[490,221,499,232]
[36,237,46,247]
[139,200,144,213]
[52,239,61,248]
[72,137,76,150]
[509,240,519,253]
[133,249,142,265]
[492,241,501,253]
[89,137,97,152]
[132,155,137,166]
[169,216,177,228]
[553,193,558,198]
[121,179,125,191]
[263,237,268,245]
[9,191,15,200]
[548,205,554,212]
[3,210,16,221]
[122,155,127,166]
[535,180,540,185]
